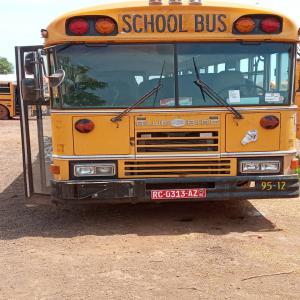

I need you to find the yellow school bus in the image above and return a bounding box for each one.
[16,0,299,202]
[0,78,17,119]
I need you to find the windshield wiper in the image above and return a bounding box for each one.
[193,57,206,103]
[111,61,164,123]
[153,61,165,107]
[192,58,243,120]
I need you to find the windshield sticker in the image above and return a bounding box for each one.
[160,98,175,106]
[160,97,192,107]
[228,90,240,103]
[241,130,258,146]
[179,97,193,106]
[265,93,283,103]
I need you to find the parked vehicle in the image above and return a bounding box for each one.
[16,0,299,202]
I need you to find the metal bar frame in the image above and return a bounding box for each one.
[15,45,49,198]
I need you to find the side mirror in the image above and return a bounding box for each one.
[48,69,65,88]
[21,78,38,102]
[24,52,36,75]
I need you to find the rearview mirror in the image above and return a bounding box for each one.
[48,69,65,88]
[21,78,39,102]
[24,52,36,75]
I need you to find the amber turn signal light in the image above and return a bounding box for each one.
[234,17,256,33]
[95,17,116,35]
[50,164,60,175]
[260,115,279,129]
[290,158,299,170]
[75,119,95,133]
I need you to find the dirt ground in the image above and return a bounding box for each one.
[0,119,299,300]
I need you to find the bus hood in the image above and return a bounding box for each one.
[69,111,287,157]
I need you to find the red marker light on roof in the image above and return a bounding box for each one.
[260,17,281,33]
[75,119,95,133]
[69,18,89,35]
[260,115,279,129]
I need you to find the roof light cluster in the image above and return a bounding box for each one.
[233,15,282,34]
[67,16,118,36]
[66,14,282,36]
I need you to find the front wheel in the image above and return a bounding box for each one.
[0,105,9,120]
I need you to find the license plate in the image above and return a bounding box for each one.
[151,188,206,200]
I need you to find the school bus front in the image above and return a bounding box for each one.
[42,0,299,202]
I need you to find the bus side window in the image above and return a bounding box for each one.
[279,53,289,91]
[240,58,249,79]
[208,65,214,73]
[0,83,10,94]
[217,63,225,73]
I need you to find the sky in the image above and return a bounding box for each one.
[1,0,299,71]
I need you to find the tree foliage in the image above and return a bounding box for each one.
[0,57,14,74]
[59,57,107,106]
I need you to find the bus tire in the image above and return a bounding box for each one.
[0,105,9,120]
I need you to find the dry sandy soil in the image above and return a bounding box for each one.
[0,119,299,299]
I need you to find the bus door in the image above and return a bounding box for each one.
[15,45,52,198]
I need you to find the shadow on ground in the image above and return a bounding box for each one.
[0,173,277,240]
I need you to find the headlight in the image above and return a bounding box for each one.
[74,163,116,177]
[240,160,280,174]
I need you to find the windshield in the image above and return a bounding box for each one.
[51,42,294,108]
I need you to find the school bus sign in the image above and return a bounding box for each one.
[120,14,228,33]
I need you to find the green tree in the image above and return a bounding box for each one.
[59,57,107,106]
[0,57,13,74]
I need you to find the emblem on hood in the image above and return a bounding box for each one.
[135,116,220,127]
[171,119,186,127]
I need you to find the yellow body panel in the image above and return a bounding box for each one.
[51,114,74,155]
[52,159,69,181]
[225,113,281,152]
[280,110,297,150]
[51,111,296,157]
[73,115,131,155]
[44,0,298,47]
[50,109,297,180]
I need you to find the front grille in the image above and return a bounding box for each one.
[119,159,234,178]
[136,131,219,153]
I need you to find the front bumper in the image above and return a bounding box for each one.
[51,175,299,204]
